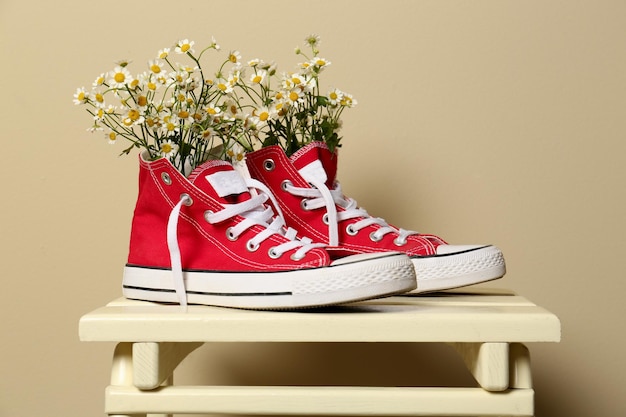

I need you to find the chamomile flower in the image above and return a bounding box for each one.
[73,87,89,105]
[310,57,331,72]
[247,58,262,68]
[228,69,243,86]
[148,60,164,75]
[106,131,117,144]
[87,124,103,133]
[201,127,216,141]
[175,39,195,54]
[176,108,195,124]
[93,107,105,121]
[136,94,149,109]
[92,73,106,87]
[157,48,170,59]
[254,106,275,123]
[122,108,144,126]
[298,61,312,72]
[215,78,233,94]
[327,88,344,106]
[169,70,189,88]
[108,66,133,88]
[282,73,299,90]
[160,139,179,157]
[224,99,241,120]
[228,50,242,64]
[249,69,267,85]
[272,100,287,117]
[286,88,305,107]
[93,91,105,105]
[205,102,222,119]
[161,116,180,137]
[304,34,321,48]
[339,92,357,108]
[191,109,207,123]
[226,141,246,161]
[210,36,220,50]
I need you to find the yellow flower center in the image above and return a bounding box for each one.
[137,96,148,107]
[207,107,217,115]
[128,109,140,121]
[148,82,157,91]
[329,92,338,100]
[289,91,299,102]
[180,44,191,53]
[259,111,269,121]
[150,64,161,74]
[252,75,262,84]
[230,105,237,114]
[114,72,125,83]
[95,93,104,103]
[77,91,85,101]
[229,54,237,63]
[108,132,116,141]
[178,110,189,119]
[217,83,228,92]
[166,123,176,132]
[130,79,139,89]
[162,143,173,153]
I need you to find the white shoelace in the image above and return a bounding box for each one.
[282,180,419,246]
[166,189,325,307]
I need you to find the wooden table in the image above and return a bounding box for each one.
[79,288,561,416]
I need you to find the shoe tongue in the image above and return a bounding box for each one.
[188,160,251,204]
[290,142,338,187]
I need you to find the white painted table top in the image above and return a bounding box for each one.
[79,288,561,344]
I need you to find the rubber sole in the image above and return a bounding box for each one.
[123,252,416,309]
[410,245,506,293]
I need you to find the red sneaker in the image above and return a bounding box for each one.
[122,152,416,309]
[245,143,506,293]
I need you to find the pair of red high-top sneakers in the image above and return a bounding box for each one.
[122,143,505,309]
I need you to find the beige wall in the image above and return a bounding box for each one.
[2,1,625,416]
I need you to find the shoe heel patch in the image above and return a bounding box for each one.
[205,170,249,197]
[298,160,328,184]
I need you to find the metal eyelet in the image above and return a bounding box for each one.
[369,232,383,242]
[161,172,172,185]
[180,193,193,206]
[301,199,310,210]
[226,227,237,241]
[203,210,213,223]
[322,213,329,225]
[268,247,282,259]
[281,180,292,191]
[263,159,275,171]
[346,224,359,236]
[247,240,260,252]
